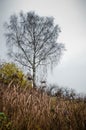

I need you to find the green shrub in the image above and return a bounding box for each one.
[0,112,12,130]
[0,62,29,87]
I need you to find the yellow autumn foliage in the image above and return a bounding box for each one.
[0,62,32,87]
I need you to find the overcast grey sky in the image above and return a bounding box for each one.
[0,0,86,93]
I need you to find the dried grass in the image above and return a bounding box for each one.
[0,84,86,130]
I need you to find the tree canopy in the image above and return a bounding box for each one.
[5,11,65,86]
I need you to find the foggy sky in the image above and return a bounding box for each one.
[0,0,86,93]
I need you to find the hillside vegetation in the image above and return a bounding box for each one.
[0,62,86,130]
[0,83,86,130]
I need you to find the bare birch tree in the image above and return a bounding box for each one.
[5,11,65,87]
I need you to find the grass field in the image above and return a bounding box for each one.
[0,83,86,130]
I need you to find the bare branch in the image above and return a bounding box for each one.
[5,11,65,87]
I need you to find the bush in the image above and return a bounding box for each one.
[0,112,12,130]
[0,62,30,87]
